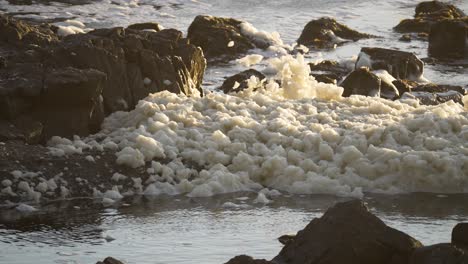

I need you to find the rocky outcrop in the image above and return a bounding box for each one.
[0,14,206,141]
[297,17,373,48]
[272,200,422,264]
[187,15,261,60]
[218,69,266,94]
[394,1,466,33]
[356,47,424,81]
[428,18,468,59]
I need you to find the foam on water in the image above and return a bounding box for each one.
[48,55,468,199]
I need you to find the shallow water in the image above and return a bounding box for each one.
[1,0,468,263]
[1,193,468,264]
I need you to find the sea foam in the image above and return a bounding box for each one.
[48,55,468,198]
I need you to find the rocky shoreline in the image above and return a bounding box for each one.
[0,1,468,262]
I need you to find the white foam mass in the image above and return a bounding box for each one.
[236,54,264,67]
[48,55,468,198]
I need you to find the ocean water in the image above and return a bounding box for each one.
[1,0,468,263]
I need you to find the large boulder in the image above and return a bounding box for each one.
[452,223,468,248]
[297,17,373,48]
[272,200,422,264]
[187,15,258,60]
[355,47,425,81]
[428,18,468,59]
[0,14,206,141]
[394,1,466,33]
[218,69,266,94]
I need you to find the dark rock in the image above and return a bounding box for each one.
[409,243,468,264]
[400,90,462,105]
[394,1,466,33]
[453,223,468,248]
[278,234,296,245]
[127,22,162,32]
[0,14,57,45]
[428,18,468,59]
[309,60,349,84]
[224,255,272,264]
[187,15,256,60]
[272,200,423,264]
[313,74,337,84]
[0,118,43,144]
[412,83,466,95]
[219,69,266,94]
[297,17,373,48]
[340,68,381,97]
[356,47,424,81]
[393,79,418,95]
[96,257,125,264]
[0,14,206,141]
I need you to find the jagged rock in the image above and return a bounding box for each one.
[297,17,373,48]
[394,1,466,33]
[0,14,206,141]
[219,69,266,94]
[453,223,468,248]
[127,22,162,31]
[428,18,468,59]
[224,255,272,264]
[356,47,424,81]
[0,118,43,144]
[272,200,423,264]
[409,244,468,264]
[412,83,466,95]
[96,257,124,264]
[340,68,381,97]
[187,15,256,60]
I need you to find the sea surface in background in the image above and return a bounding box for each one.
[0,0,468,263]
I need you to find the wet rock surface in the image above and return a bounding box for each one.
[394,1,466,34]
[428,18,468,59]
[219,69,266,94]
[297,17,373,48]
[187,15,258,60]
[0,14,206,141]
[96,257,125,264]
[340,67,381,97]
[356,47,424,81]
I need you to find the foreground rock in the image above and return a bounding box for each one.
[224,200,423,264]
[400,83,466,105]
[187,15,272,61]
[218,69,266,94]
[428,18,468,59]
[394,1,466,33]
[297,17,373,48]
[0,14,206,141]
